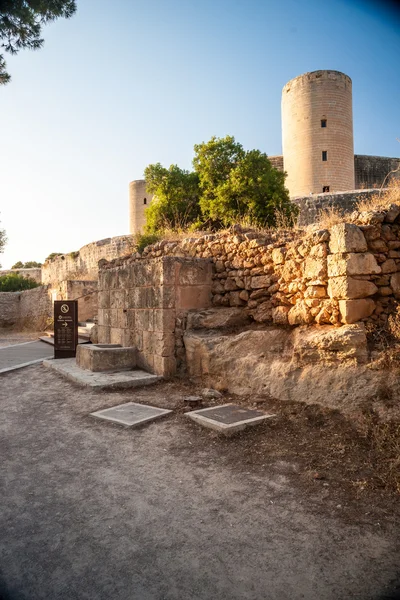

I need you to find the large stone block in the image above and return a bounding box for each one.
[186,307,249,330]
[76,344,136,372]
[176,259,213,286]
[338,299,376,324]
[327,253,381,277]
[329,223,368,254]
[176,286,211,310]
[328,276,378,299]
[292,324,368,364]
[304,257,327,280]
[390,272,400,294]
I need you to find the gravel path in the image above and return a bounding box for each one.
[0,365,399,600]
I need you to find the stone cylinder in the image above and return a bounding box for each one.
[129,179,153,235]
[282,70,355,198]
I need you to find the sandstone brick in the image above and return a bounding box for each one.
[250,275,271,289]
[329,223,367,254]
[304,257,327,280]
[390,272,400,294]
[327,252,381,277]
[328,277,378,299]
[380,259,397,274]
[338,299,375,324]
[304,286,327,299]
[272,247,286,265]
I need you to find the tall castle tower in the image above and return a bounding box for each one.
[129,180,153,235]
[281,70,355,197]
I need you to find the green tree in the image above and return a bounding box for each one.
[193,135,296,227]
[0,0,76,84]
[144,163,201,233]
[193,135,245,220]
[0,272,39,291]
[12,260,42,268]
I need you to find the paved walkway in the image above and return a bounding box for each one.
[0,340,53,373]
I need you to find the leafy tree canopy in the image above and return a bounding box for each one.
[0,272,39,291]
[0,0,76,84]
[144,163,201,233]
[12,260,42,268]
[202,147,295,227]
[143,135,296,234]
[193,136,295,227]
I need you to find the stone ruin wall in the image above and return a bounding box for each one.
[0,286,52,330]
[97,257,212,376]
[41,235,133,286]
[100,201,400,344]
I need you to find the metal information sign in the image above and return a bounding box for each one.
[54,300,78,359]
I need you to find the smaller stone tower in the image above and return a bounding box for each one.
[282,70,355,197]
[129,180,153,235]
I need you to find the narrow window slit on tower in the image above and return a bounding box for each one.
[322,151,327,161]
[143,198,147,205]
[323,186,330,192]
[321,119,327,128]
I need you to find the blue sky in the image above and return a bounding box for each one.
[0,0,399,268]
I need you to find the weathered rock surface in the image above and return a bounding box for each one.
[186,308,250,330]
[183,325,400,416]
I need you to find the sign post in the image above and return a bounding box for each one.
[54,300,78,359]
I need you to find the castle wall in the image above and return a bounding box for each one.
[129,180,153,235]
[42,236,133,286]
[268,155,284,171]
[293,189,381,226]
[355,155,400,189]
[282,70,355,197]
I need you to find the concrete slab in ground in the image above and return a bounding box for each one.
[186,403,276,434]
[0,340,53,374]
[43,358,161,389]
[90,401,172,427]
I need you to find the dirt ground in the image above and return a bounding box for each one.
[0,352,400,599]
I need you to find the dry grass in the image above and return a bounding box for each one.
[356,178,400,212]
[360,411,400,493]
[315,206,346,229]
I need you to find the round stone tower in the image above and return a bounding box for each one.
[282,70,355,198]
[129,179,153,235]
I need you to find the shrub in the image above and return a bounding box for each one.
[0,273,39,292]
[133,232,161,253]
[45,252,63,261]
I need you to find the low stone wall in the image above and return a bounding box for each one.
[293,189,381,227]
[98,256,212,376]
[0,268,42,284]
[0,286,52,330]
[0,293,20,327]
[42,236,133,286]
